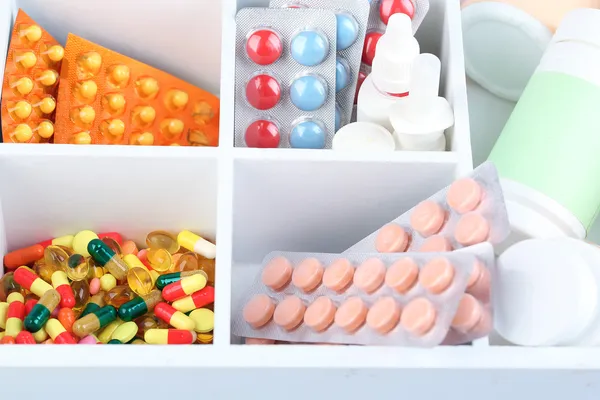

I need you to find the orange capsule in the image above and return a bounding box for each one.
[4,244,44,270]
[58,308,76,333]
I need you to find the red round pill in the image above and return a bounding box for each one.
[362,31,382,66]
[246,29,283,66]
[245,120,281,148]
[354,71,367,104]
[246,74,281,110]
[380,0,415,25]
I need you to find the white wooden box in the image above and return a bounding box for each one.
[2,0,597,398]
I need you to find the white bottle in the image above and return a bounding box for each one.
[356,13,419,133]
[388,53,454,151]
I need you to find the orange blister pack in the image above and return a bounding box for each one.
[54,34,220,146]
[1,9,64,143]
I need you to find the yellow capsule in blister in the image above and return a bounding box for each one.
[72,280,90,312]
[145,230,179,254]
[66,254,89,281]
[127,267,153,296]
[147,248,172,272]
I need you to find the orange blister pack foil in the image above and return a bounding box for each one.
[1,9,64,143]
[54,34,220,146]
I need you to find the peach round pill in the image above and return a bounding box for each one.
[375,223,410,253]
[454,213,490,246]
[323,258,354,293]
[39,97,56,114]
[335,297,367,333]
[273,296,305,331]
[447,178,483,213]
[37,121,54,139]
[419,257,455,294]
[466,260,491,302]
[353,258,385,294]
[89,277,101,295]
[245,338,276,345]
[304,296,336,332]
[400,297,436,336]
[410,200,446,237]
[367,296,401,335]
[292,258,324,293]
[451,294,489,334]
[385,257,418,294]
[419,235,453,252]
[46,45,64,62]
[243,294,275,329]
[261,256,293,291]
[18,51,37,68]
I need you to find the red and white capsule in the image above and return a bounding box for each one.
[162,274,207,302]
[14,266,52,297]
[5,292,25,338]
[144,329,197,344]
[51,271,76,308]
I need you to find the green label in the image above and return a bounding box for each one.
[489,71,600,230]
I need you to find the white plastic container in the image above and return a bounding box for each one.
[356,13,419,133]
[389,53,454,151]
[332,122,395,151]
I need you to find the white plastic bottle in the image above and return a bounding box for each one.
[388,53,454,151]
[356,13,419,133]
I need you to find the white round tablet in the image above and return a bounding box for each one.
[332,122,395,151]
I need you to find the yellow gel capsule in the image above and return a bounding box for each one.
[127,267,153,296]
[131,339,147,344]
[130,132,154,146]
[110,65,130,85]
[13,77,33,95]
[79,51,102,74]
[147,248,172,272]
[197,332,213,344]
[44,245,69,272]
[18,51,37,68]
[111,321,137,343]
[77,106,96,124]
[189,308,214,333]
[87,258,105,280]
[78,80,98,99]
[46,45,64,62]
[11,124,33,142]
[38,97,56,114]
[104,119,125,138]
[136,77,159,97]
[100,274,117,292]
[37,121,54,139]
[12,100,32,119]
[105,93,126,111]
[98,319,123,344]
[135,106,156,124]
[104,285,135,308]
[162,118,184,137]
[0,302,8,329]
[38,70,58,86]
[146,230,180,254]
[72,280,90,312]
[66,254,89,281]
[168,90,189,109]
[22,25,42,42]
[73,131,92,145]
[72,230,99,257]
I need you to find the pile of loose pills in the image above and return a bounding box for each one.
[0,229,216,344]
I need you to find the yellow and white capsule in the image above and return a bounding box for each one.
[177,230,216,259]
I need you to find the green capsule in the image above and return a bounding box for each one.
[79,291,106,318]
[156,270,207,290]
[72,305,117,338]
[118,290,162,322]
[88,239,128,281]
[24,289,60,333]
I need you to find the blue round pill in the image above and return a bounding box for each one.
[290,30,329,66]
[290,120,326,149]
[335,57,350,93]
[335,103,342,132]
[336,12,359,51]
[290,74,327,111]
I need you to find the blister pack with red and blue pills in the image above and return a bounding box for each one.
[234,8,337,149]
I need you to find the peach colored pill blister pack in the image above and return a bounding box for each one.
[233,243,493,346]
[344,161,510,255]
[269,0,370,129]
[234,8,337,149]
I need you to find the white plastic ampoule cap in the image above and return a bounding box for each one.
[389,53,454,151]
[332,122,395,151]
[371,13,420,94]
[494,238,600,346]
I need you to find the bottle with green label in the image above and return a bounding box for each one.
[489,8,600,248]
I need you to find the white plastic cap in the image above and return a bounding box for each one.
[388,54,454,151]
[495,238,599,346]
[332,122,395,152]
[371,13,420,94]
[552,8,600,46]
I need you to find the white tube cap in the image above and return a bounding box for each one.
[371,13,419,94]
[552,8,600,46]
[332,122,395,152]
[388,53,453,150]
[495,238,599,346]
